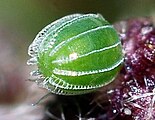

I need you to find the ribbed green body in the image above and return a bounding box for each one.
[28,14,123,95]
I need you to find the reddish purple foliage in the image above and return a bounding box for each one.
[108,18,155,120]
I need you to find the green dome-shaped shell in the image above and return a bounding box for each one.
[27,13,123,95]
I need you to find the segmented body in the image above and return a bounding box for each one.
[27,13,123,95]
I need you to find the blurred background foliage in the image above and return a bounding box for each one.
[0,0,155,119]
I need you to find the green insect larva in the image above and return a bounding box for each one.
[27,13,124,95]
